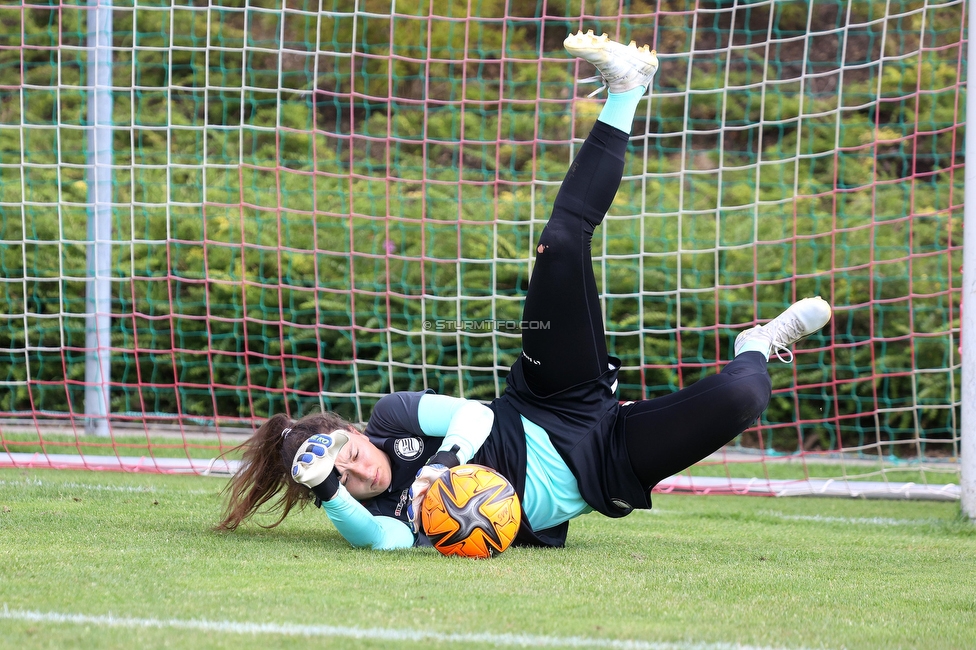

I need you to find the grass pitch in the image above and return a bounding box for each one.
[0,468,973,650]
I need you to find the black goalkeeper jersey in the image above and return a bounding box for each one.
[354,357,649,548]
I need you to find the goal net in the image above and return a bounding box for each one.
[0,0,965,498]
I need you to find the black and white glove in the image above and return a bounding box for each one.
[407,445,461,534]
[291,432,350,503]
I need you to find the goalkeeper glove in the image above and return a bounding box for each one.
[407,445,460,534]
[291,431,350,503]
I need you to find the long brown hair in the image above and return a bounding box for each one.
[214,411,356,531]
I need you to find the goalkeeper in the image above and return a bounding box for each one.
[216,32,831,550]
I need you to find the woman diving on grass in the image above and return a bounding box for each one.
[215,32,831,550]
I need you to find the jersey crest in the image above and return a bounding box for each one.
[393,436,424,461]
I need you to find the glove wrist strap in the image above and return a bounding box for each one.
[427,444,461,468]
[311,471,340,505]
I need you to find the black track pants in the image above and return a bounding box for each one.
[520,121,624,395]
[618,352,771,488]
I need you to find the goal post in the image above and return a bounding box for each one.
[962,0,976,521]
[84,0,114,437]
[0,0,968,501]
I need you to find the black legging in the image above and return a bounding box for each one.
[521,121,772,491]
[520,121,621,389]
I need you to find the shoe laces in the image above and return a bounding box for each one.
[768,316,808,364]
[579,74,608,97]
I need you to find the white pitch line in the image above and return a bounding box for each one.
[0,478,214,495]
[763,513,944,527]
[632,508,945,527]
[0,606,814,650]
[0,478,158,493]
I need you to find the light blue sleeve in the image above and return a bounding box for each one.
[416,394,493,463]
[321,486,415,550]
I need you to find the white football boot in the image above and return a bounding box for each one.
[734,297,832,363]
[563,29,659,96]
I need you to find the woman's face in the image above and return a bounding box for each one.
[333,430,392,500]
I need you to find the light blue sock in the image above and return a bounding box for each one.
[735,339,771,360]
[597,85,646,133]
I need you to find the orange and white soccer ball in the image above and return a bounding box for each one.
[421,464,522,558]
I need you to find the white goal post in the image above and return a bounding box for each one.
[961,0,976,521]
